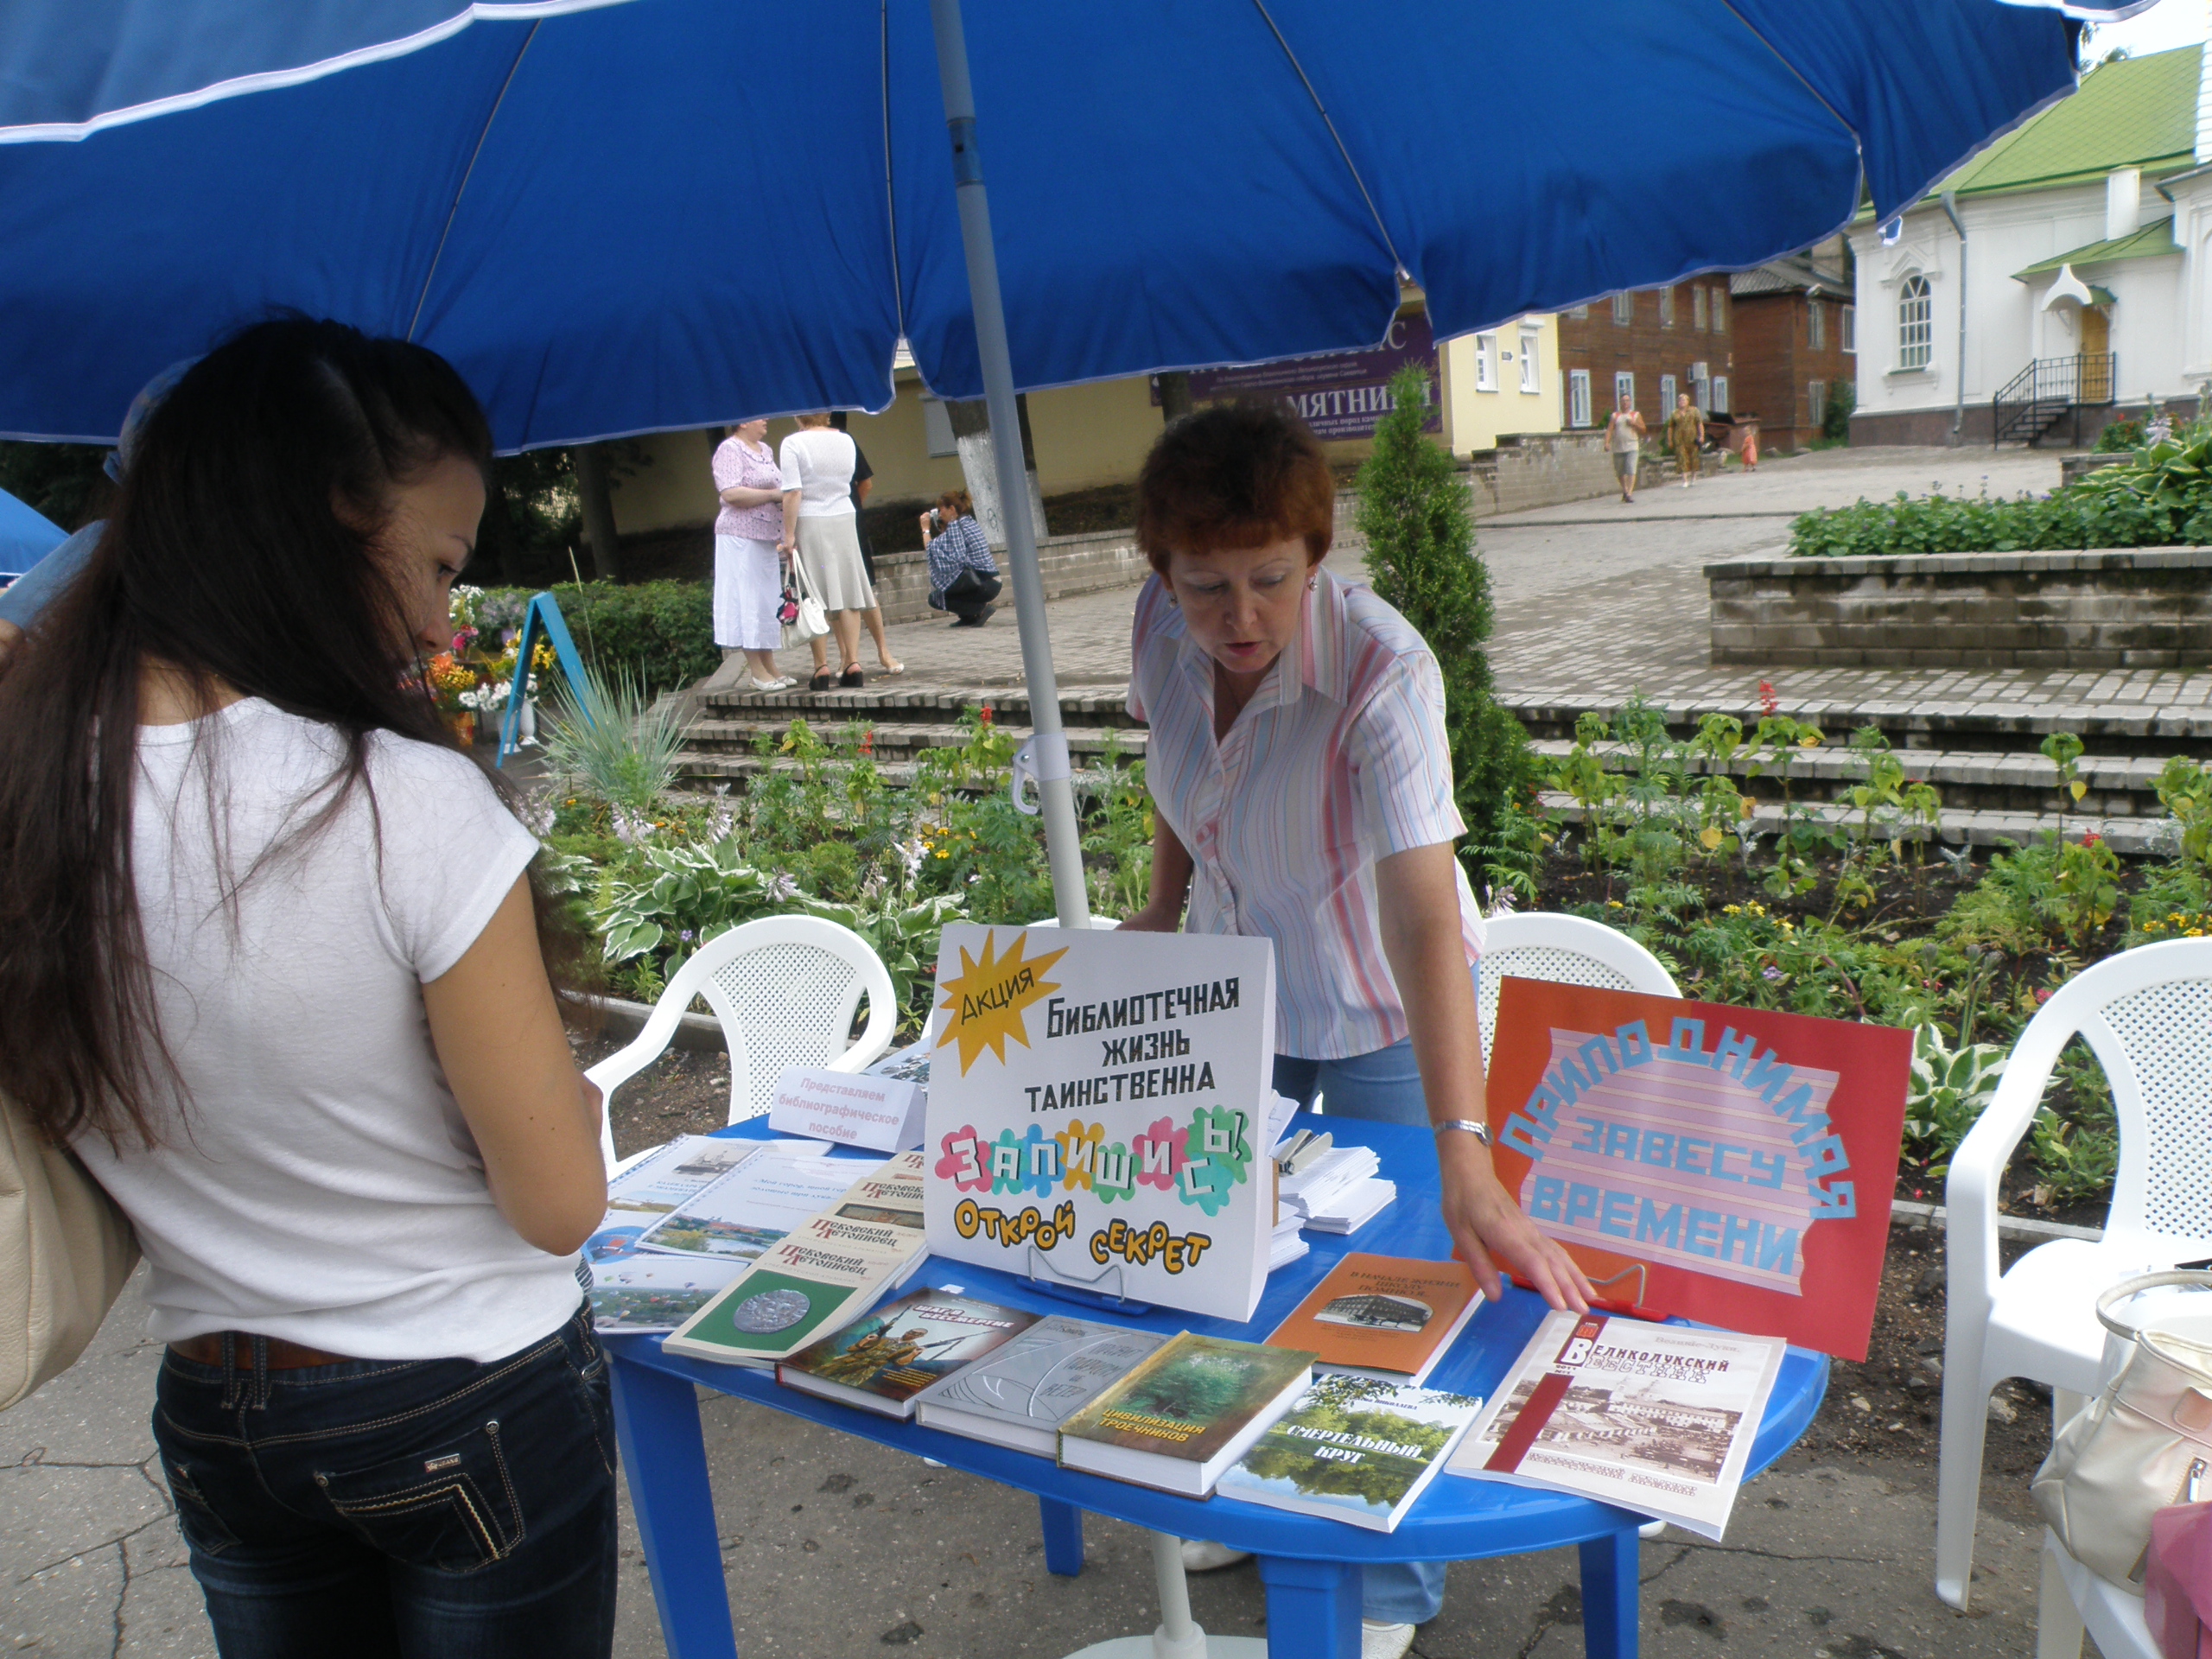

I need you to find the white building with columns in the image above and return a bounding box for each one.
[1848,40,2212,447]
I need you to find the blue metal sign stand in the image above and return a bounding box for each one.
[497,591,594,768]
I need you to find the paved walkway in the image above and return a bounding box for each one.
[739,446,2209,726]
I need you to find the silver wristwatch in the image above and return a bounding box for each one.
[1432,1118,1491,1145]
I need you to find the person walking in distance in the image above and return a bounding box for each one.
[1605,398,1645,505]
[1666,391,1705,488]
[919,493,1001,626]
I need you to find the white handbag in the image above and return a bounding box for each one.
[2,1090,140,1410]
[2033,1270,2212,1587]
[781,549,830,650]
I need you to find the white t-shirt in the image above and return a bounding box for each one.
[73,698,579,1363]
[777,428,858,518]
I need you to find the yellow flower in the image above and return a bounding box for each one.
[1798,734,1820,748]
[936,850,950,860]
[2191,927,2207,938]
[1606,899,1624,909]
[1722,905,1742,916]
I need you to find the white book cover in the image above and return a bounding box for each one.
[1445,1310,1785,1541]
[922,925,1276,1322]
[638,1151,883,1262]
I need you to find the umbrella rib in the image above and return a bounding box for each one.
[881,0,906,337]
[405,22,543,343]
[1711,2,1865,181]
[1246,0,1404,278]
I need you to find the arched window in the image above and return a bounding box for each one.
[1898,273,1933,369]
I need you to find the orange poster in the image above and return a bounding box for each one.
[1485,979,1910,1361]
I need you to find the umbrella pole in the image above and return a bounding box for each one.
[927,0,1092,931]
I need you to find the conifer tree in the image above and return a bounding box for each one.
[1353,365,1532,860]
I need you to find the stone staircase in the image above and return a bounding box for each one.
[669,678,2201,855]
[1506,690,2209,856]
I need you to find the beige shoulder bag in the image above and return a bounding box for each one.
[1,1092,139,1411]
[2033,1270,2212,1587]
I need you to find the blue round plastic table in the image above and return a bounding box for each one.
[607,1115,1830,1659]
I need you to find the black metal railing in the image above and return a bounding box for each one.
[1993,353,2116,447]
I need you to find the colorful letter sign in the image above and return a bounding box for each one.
[1484,980,1910,1360]
[922,925,1276,1321]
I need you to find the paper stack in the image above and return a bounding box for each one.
[1281,1144,1394,1235]
[1269,1212,1310,1271]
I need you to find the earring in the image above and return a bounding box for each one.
[1306,575,1319,592]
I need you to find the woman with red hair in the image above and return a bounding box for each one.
[1123,403,1589,1658]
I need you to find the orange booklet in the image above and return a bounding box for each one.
[1265,1255,1485,1387]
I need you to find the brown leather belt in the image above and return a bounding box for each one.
[168,1332,359,1370]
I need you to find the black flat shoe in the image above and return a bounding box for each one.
[808,671,832,692]
[839,665,864,688]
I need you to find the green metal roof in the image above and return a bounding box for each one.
[2013,214,2183,278]
[1938,44,2201,200]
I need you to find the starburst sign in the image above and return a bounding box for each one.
[934,931,1067,1075]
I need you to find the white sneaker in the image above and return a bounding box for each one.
[1179,1539,1251,1573]
[1362,1619,1416,1659]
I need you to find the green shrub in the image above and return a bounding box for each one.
[1356,364,1532,853]
[1790,417,2212,556]
[473,580,716,696]
[1820,381,1855,442]
[2094,415,2145,454]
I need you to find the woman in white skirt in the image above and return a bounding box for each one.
[710,417,792,690]
[778,413,884,690]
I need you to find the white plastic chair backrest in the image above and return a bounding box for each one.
[1478,912,1681,1065]
[1997,938,2212,1253]
[658,914,897,1122]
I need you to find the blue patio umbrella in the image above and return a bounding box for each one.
[0,0,2115,925]
[0,487,66,582]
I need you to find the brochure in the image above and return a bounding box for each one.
[778,1289,1039,1417]
[912,1316,1172,1456]
[663,1233,916,1367]
[1267,1255,1484,1387]
[584,1255,747,1332]
[603,1135,779,1217]
[1444,1309,1786,1541]
[1215,1376,1484,1532]
[638,1150,878,1262]
[1057,1332,1313,1497]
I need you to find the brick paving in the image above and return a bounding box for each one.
[726,445,2212,733]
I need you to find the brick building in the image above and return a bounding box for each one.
[1729,253,1855,449]
[1554,277,1738,434]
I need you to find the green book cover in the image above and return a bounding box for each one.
[1214,1376,1484,1531]
[663,1235,908,1364]
[1058,1332,1316,1467]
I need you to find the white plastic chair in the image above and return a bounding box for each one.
[585,914,897,1170]
[1934,937,2212,1645]
[1478,910,1681,1065]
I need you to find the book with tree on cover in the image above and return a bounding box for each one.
[1266,1255,1484,1387]
[1057,1332,1314,1497]
[1214,1376,1485,1532]
[1444,1309,1786,1541]
[662,1234,915,1367]
[913,1316,1173,1455]
[778,1290,1039,1417]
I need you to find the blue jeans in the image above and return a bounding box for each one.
[151,1303,618,1658]
[1267,963,1479,1626]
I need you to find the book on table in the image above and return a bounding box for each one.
[832,1156,925,1230]
[1214,1376,1486,1532]
[1266,1255,1485,1388]
[1443,1308,1786,1541]
[662,1232,920,1367]
[1056,1332,1315,1497]
[636,1147,876,1263]
[912,1315,1173,1456]
[587,1136,830,1263]
[777,1289,1039,1417]
[584,1255,748,1332]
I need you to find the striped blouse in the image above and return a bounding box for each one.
[1128,568,1484,1059]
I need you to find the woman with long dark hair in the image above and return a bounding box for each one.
[0,320,616,1656]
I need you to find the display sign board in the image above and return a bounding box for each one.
[1484,980,1910,1360]
[922,925,1276,1322]
[766,1067,925,1152]
[1166,313,1441,441]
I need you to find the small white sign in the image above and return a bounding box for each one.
[767,1067,925,1152]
